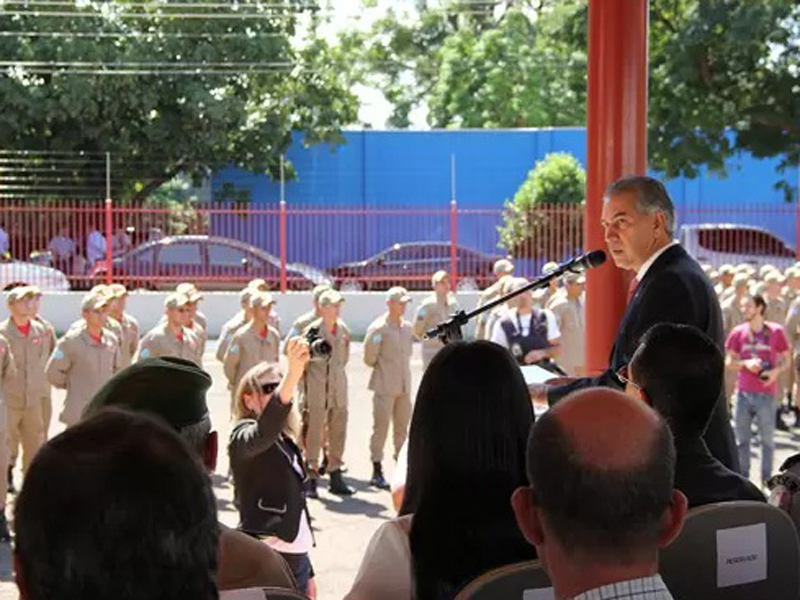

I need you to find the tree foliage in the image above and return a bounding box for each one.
[354,0,799,197]
[498,152,585,258]
[0,1,360,202]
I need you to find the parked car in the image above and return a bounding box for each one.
[329,242,502,291]
[0,257,71,292]
[680,224,796,271]
[91,235,330,291]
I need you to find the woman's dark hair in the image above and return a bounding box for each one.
[400,341,536,600]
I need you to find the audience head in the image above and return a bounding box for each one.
[84,357,216,470]
[505,278,533,311]
[386,287,411,318]
[402,340,535,598]
[718,264,735,287]
[431,270,451,295]
[14,409,219,600]
[493,258,514,279]
[234,362,282,420]
[627,323,723,440]
[602,175,675,271]
[732,273,750,297]
[512,388,685,596]
[741,293,767,322]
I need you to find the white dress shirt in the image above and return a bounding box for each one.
[636,241,678,282]
[571,575,674,600]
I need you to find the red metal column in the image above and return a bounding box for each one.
[450,200,458,286]
[280,200,287,292]
[585,0,649,375]
[105,196,113,285]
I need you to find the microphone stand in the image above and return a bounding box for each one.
[426,254,595,345]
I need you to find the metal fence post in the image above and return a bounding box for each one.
[105,152,113,284]
[450,154,458,286]
[279,154,287,293]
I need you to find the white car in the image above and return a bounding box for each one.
[680,224,796,271]
[0,260,71,292]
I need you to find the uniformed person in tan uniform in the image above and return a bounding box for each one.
[0,286,50,487]
[46,293,120,428]
[784,267,800,307]
[483,276,521,344]
[715,264,736,299]
[137,293,203,365]
[246,278,281,332]
[28,286,56,437]
[0,334,15,540]
[223,291,281,399]
[540,261,561,310]
[301,289,353,496]
[764,271,789,325]
[217,287,255,364]
[364,287,413,490]
[548,272,586,376]
[285,284,331,345]
[175,282,208,331]
[413,271,459,368]
[106,283,139,369]
[474,259,514,340]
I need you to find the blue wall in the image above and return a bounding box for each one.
[210,129,798,269]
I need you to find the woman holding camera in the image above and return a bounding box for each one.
[228,339,317,597]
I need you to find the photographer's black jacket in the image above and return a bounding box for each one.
[229,395,308,542]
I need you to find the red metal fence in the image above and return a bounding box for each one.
[0,199,796,292]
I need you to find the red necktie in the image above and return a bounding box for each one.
[627,277,639,305]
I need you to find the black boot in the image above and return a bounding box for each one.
[319,454,328,477]
[329,469,354,496]
[7,467,14,495]
[0,514,10,543]
[370,462,390,490]
[776,408,790,432]
[304,477,319,500]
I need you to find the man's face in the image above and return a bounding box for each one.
[517,292,534,311]
[320,303,341,322]
[253,304,271,323]
[9,298,31,319]
[388,300,407,319]
[434,278,451,295]
[601,191,666,271]
[168,305,189,327]
[721,273,735,287]
[84,308,107,330]
[566,281,584,298]
[767,282,782,297]
[187,301,198,321]
[741,297,759,321]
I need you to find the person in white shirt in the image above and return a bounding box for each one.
[511,387,687,600]
[491,277,561,369]
[86,228,107,266]
[345,340,535,600]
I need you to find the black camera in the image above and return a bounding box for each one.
[759,359,773,381]
[305,326,332,359]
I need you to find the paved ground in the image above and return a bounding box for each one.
[0,340,796,599]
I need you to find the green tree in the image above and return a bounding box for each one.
[498,152,585,258]
[0,1,360,202]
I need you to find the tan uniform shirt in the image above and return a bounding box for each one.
[549,295,585,376]
[365,314,413,397]
[223,322,281,392]
[721,296,745,336]
[34,316,57,354]
[786,299,800,351]
[0,318,51,408]
[195,310,208,332]
[301,318,350,409]
[108,313,140,368]
[218,312,249,363]
[159,314,206,357]
[474,277,508,340]
[765,296,788,326]
[0,335,17,430]
[46,323,119,426]
[137,323,203,365]
[413,293,459,362]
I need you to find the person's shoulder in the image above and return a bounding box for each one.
[217,524,296,592]
[338,319,351,335]
[367,314,387,332]
[303,317,323,334]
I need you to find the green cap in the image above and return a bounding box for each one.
[83,357,212,429]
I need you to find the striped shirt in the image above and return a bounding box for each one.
[571,575,673,600]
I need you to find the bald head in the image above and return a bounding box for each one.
[527,387,676,560]
[548,387,664,470]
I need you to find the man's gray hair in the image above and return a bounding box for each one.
[179,414,212,457]
[604,176,676,237]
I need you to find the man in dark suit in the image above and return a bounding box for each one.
[624,323,764,505]
[543,175,739,472]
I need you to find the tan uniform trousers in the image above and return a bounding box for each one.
[41,396,52,438]
[0,428,7,507]
[305,405,347,474]
[7,402,44,472]
[369,392,411,464]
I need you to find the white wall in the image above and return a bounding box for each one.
[0,291,483,338]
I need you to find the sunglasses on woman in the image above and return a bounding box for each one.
[259,382,279,395]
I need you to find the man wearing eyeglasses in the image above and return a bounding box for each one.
[136,293,203,366]
[541,175,739,473]
[46,293,120,428]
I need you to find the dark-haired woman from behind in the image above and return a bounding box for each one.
[345,340,536,600]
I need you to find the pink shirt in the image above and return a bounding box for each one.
[726,322,789,395]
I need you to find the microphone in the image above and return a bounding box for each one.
[564,249,607,272]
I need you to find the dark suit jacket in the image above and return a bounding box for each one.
[675,437,765,509]
[548,244,740,472]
